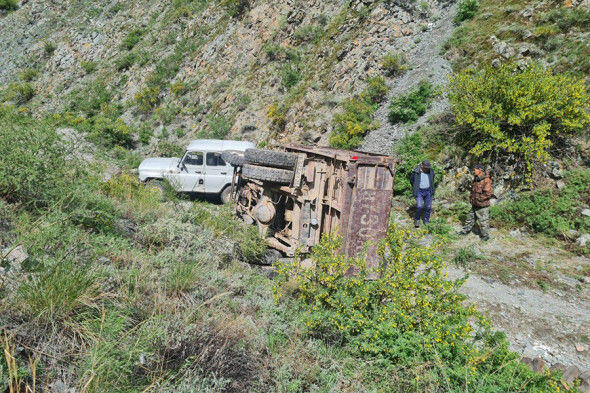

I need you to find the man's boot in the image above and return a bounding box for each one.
[414,219,420,228]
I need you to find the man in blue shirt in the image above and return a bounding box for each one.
[410,160,435,228]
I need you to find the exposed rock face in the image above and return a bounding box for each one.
[0,0,457,150]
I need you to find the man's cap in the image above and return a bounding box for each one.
[421,160,431,169]
[474,164,485,171]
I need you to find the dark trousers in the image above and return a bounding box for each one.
[415,188,432,224]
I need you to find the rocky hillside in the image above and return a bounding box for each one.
[0,0,460,151]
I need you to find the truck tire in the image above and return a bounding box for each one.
[244,149,298,169]
[220,185,232,204]
[221,150,245,167]
[242,164,294,184]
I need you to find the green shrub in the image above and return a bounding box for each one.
[263,43,282,60]
[449,63,589,176]
[115,52,136,70]
[293,24,324,44]
[388,80,434,124]
[80,61,98,74]
[453,247,481,266]
[490,169,590,237]
[87,116,133,147]
[329,97,377,150]
[454,0,479,24]
[207,114,232,139]
[425,217,452,236]
[538,6,590,32]
[156,141,184,157]
[274,225,561,391]
[220,0,249,18]
[19,68,38,82]
[0,0,18,10]
[68,80,113,117]
[329,76,388,150]
[135,86,161,113]
[5,82,35,104]
[280,63,301,90]
[362,76,388,103]
[43,41,57,56]
[121,28,144,50]
[0,106,75,208]
[267,102,288,132]
[381,52,408,76]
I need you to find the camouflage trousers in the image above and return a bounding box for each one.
[462,206,490,238]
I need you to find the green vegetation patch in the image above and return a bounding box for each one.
[274,225,563,391]
[388,80,434,124]
[449,63,589,176]
[329,76,388,150]
[491,169,590,238]
[0,0,18,10]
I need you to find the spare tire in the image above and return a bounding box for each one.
[242,164,294,184]
[245,149,298,169]
[221,150,245,167]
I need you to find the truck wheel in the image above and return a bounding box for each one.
[242,164,294,184]
[245,149,298,169]
[220,186,232,204]
[221,150,245,167]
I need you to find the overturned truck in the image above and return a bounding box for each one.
[223,145,397,269]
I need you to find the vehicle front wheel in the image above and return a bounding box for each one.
[220,186,232,204]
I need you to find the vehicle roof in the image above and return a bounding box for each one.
[186,139,254,152]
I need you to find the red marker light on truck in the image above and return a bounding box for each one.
[350,156,358,160]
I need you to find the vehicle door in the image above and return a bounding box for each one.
[204,152,230,193]
[166,151,205,192]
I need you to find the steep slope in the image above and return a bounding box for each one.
[0,0,456,150]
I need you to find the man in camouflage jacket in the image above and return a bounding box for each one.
[459,165,493,241]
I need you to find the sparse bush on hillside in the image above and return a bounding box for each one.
[86,115,133,147]
[293,24,324,44]
[220,0,249,18]
[4,82,35,104]
[330,97,377,150]
[449,63,589,176]
[43,41,57,56]
[275,225,562,391]
[280,63,302,90]
[388,80,434,124]
[18,68,38,82]
[381,52,408,76]
[121,28,144,50]
[135,86,162,113]
[538,6,590,32]
[362,76,388,103]
[69,80,113,117]
[0,0,18,11]
[454,0,479,24]
[491,169,590,238]
[267,102,288,132]
[207,114,232,139]
[115,52,136,70]
[80,60,98,74]
[330,77,388,150]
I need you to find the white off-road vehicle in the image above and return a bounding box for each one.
[138,139,254,203]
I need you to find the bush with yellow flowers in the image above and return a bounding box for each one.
[275,224,565,391]
[449,63,589,178]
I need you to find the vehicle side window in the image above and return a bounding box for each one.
[184,152,203,166]
[206,152,226,167]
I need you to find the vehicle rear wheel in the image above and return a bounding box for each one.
[242,164,294,184]
[220,185,232,204]
[221,150,245,167]
[244,149,298,169]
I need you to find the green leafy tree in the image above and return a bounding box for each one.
[449,63,589,175]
